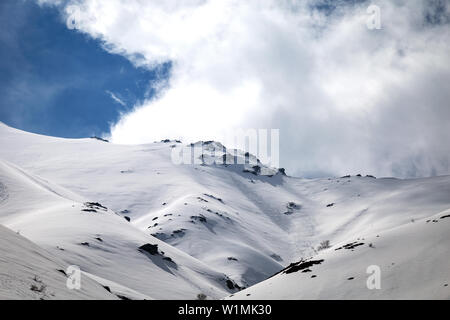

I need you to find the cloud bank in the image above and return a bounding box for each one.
[40,0,450,178]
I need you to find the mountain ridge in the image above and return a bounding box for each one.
[1,122,449,299]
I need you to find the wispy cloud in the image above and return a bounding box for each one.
[106,90,126,107]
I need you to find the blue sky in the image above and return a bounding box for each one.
[0,0,169,138]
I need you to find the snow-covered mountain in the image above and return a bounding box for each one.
[0,122,449,299]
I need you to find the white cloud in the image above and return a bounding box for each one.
[44,0,450,178]
[36,0,64,6]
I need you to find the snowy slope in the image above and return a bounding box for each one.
[0,157,237,300]
[0,224,116,300]
[228,209,450,299]
[1,122,450,299]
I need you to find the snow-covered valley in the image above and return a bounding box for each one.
[0,122,449,299]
